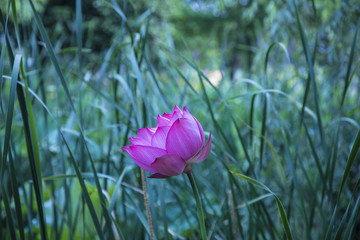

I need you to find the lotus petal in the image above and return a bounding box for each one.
[151,154,186,176]
[148,173,170,178]
[189,132,212,163]
[151,126,170,149]
[129,137,150,146]
[137,127,156,143]
[166,118,202,160]
[121,145,166,173]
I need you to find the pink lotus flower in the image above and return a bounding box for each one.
[122,106,211,178]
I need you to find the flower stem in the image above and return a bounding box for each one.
[187,172,207,240]
[141,169,154,240]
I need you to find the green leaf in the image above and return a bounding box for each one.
[1,54,20,184]
[338,130,360,197]
[232,172,294,240]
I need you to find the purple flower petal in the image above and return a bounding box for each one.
[166,118,202,161]
[182,106,192,120]
[183,106,205,145]
[156,105,183,128]
[151,126,170,149]
[137,127,156,143]
[121,145,166,173]
[151,154,186,176]
[189,132,212,163]
[194,118,205,145]
[173,105,183,115]
[148,173,170,178]
[156,114,172,127]
[129,137,150,146]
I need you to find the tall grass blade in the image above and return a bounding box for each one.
[197,72,236,155]
[1,54,20,186]
[302,121,325,182]
[129,49,150,123]
[292,0,324,143]
[343,196,360,240]
[259,95,267,169]
[10,0,21,47]
[109,167,129,212]
[264,42,291,74]
[113,74,140,127]
[168,59,200,96]
[145,55,170,108]
[20,61,42,191]
[249,94,256,146]
[124,190,151,236]
[75,0,85,173]
[232,172,294,240]
[325,205,338,240]
[299,37,317,126]
[340,27,358,107]
[28,2,116,237]
[0,2,11,114]
[84,80,129,117]
[231,116,253,173]
[17,80,108,238]
[338,129,360,197]
[60,132,106,238]
[27,0,77,115]
[2,186,18,240]
[8,151,25,240]
[16,74,48,240]
[332,203,351,239]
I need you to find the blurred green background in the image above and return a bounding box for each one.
[1,0,360,239]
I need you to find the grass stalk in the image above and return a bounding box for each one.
[141,169,155,240]
[187,172,207,240]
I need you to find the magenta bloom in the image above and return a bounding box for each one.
[122,106,211,178]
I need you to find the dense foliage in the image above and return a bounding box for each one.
[1,0,359,239]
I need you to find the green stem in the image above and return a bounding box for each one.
[187,172,207,240]
[141,169,154,240]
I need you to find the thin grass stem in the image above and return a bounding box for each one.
[187,172,207,240]
[141,169,154,240]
